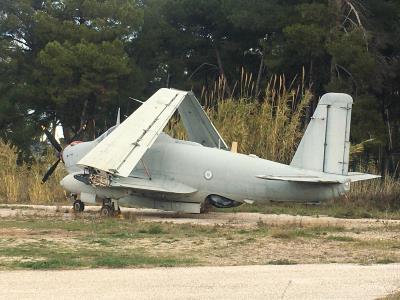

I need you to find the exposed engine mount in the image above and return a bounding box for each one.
[73,170,111,187]
[206,194,242,208]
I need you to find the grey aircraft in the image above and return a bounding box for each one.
[42,88,379,215]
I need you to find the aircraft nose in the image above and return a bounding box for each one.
[60,173,95,195]
[60,175,68,189]
[61,145,71,165]
[60,173,76,192]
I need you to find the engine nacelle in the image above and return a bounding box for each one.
[206,194,242,208]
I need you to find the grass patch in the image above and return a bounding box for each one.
[17,258,84,270]
[270,226,345,240]
[326,235,356,242]
[88,239,112,246]
[0,218,213,270]
[271,231,294,239]
[265,259,297,265]
[219,200,400,220]
[0,241,197,270]
[375,258,397,264]
[94,255,195,268]
[356,239,400,251]
[147,224,163,234]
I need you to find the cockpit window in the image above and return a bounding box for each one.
[95,126,116,142]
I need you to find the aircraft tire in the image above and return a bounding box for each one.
[200,199,212,214]
[73,200,85,212]
[100,205,113,217]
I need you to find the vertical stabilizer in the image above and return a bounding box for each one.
[116,108,121,126]
[290,93,353,175]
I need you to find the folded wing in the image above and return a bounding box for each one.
[78,88,187,177]
[178,92,228,150]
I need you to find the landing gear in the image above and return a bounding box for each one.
[200,199,212,214]
[73,199,85,212]
[100,205,113,217]
[100,199,120,217]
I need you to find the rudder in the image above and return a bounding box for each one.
[290,93,353,175]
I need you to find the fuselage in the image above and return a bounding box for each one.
[60,133,347,207]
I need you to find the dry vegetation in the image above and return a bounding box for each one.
[167,72,312,163]
[0,140,66,204]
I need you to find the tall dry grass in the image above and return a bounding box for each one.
[207,77,311,163]
[344,175,400,211]
[0,140,67,204]
[167,73,311,164]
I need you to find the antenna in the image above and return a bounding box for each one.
[116,108,120,125]
[129,97,144,105]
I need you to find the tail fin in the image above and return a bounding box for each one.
[291,93,353,175]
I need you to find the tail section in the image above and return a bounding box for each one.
[291,93,353,175]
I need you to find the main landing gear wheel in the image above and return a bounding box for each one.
[100,199,120,217]
[73,200,85,212]
[100,205,113,217]
[200,199,212,214]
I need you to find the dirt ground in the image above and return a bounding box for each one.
[0,205,400,266]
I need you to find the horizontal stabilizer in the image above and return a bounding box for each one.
[256,175,343,184]
[256,172,381,184]
[345,172,381,182]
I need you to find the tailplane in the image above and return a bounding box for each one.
[291,93,353,175]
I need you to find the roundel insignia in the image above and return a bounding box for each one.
[204,170,213,180]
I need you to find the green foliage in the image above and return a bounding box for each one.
[0,0,400,173]
[0,0,143,148]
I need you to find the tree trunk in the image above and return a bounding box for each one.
[62,126,72,144]
[329,0,343,82]
[385,108,395,174]
[255,53,264,99]
[214,47,232,96]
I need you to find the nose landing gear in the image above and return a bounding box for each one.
[73,199,85,212]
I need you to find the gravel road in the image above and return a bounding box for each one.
[0,264,399,300]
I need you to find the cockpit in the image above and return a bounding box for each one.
[95,126,117,143]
